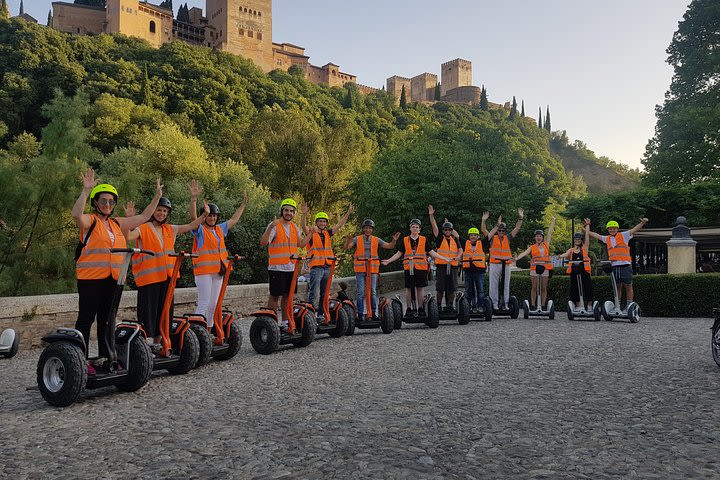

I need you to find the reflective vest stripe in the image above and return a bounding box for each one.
[309,231,333,267]
[530,242,553,271]
[462,240,486,269]
[606,234,631,263]
[76,215,126,280]
[354,235,379,273]
[489,235,512,263]
[268,223,299,267]
[132,223,175,286]
[403,236,428,271]
[566,247,591,274]
[435,237,459,266]
[192,224,228,275]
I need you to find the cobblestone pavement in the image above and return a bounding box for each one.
[1,295,719,479]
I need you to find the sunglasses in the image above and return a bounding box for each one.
[97,198,116,206]
[498,229,506,233]
[443,228,452,231]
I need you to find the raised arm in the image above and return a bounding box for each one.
[116,178,163,232]
[332,204,353,233]
[123,202,140,241]
[584,218,604,241]
[300,225,319,248]
[176,200,209,235]
[428,205,439,237]
[226,191,248,230]
[481,211,490,237]
[260,218,279,246]
[188,179,202,221]
[382,231,401,250]
[510,208,524,238]
[629,217,649,235]
[583,218,591,246]
[300,202,310,236]
[343,233,355,251]
[72,168,97,230]
[514,246,532,262]
[546,216,556,246]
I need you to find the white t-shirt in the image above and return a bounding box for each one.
[600,231,633,266]
[267,222,298,272]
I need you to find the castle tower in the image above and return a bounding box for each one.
[411,73,437,102]
[387,76,412,103]
[206,0,273,71]
[105,0,173,47]
[440,58,472,97]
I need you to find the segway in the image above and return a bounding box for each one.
[599,261,640,323]
[344,256,394,335]
[36,248,154,407]
[711,309,720,368]
[0,328,19,358]
[491,259,519,319]
[150,251,200,375]
[565,260,601,321]
[186,254,244,366]
[390,254,439,329]
[310,257,349,338]
[249,254,317,354]
[437,263,470,325]
[521,265,555,319]
[464,265,493,322]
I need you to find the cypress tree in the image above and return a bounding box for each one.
[480,86,489,111]
[509,96,517,119]
[521,100,525,117]
[1,0,9,19]
[434,82,441,101]
[538,107,543,129]
[47,9,52,26]
[545,106,551,132]
[141,63,151,106]
[399,85,407,110]
[19,0,24,15]
[343,86,354,109]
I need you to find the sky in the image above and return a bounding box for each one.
[14,0,691,170]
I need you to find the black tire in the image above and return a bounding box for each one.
[712,322,720,368]
[602,301,613,322]
[628,303,640,323]
[427,298,440,329]
[250,316,280,354]
[292,311,317,347]
[522,300,530,319]
[483,297,493,322]
[167,328,200,375]
[593,303,602,321]
[328,308,348,338]
[190,323,213,367]
[509,296,520,319]
[343,304,356,336]
[566,302,575,321]
[380,303,394,334]
[1,331,19,358]
[37,342,87,407]
[457,296,470,325]
[117,335,153,392]
[215,319,242,360]
[548,301,555,320]
[392,299,403,330]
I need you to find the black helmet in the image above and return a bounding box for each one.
[534,229,544,237]
[207,203,220,216]
[362,219,375,228]
[497,222,507,231]
[442,221,453,230]
[409,218,421,227]
[157,197,172,211]
[573,232,584,241]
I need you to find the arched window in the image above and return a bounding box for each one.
[149,20,156,33]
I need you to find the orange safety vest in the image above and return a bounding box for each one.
[462,240,486,269]
[530,242,553,272]
[192,224,228,275]
[308,230,333,268]
[132,223,175,287]
[606,233,631,263]
[403,236,429,271]
[76,215,126,280]
[354,235,380,274]
[489,235,512,263]
[566,247,591,274]
[268,222,299,267]
[435,236,459,267]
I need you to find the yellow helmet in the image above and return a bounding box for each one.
[280,198,297,212]
[314,212,329,221]
[468,227,480,235]
[89,183,118,202]
[606,220,620,229]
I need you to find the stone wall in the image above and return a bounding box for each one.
[0,272,404,350]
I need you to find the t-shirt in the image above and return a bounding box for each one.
[600,231,633,266]
[350,235,387,258]
[267,222,300,272]
[192,222,229,250]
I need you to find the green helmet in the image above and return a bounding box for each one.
[468,227,480,235]
[89,183,118,202]
[315,212,329,221]
[606,220,620,229]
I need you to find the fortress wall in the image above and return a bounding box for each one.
[52,2,106,35]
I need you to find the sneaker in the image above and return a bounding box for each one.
[405,308,413,317]
[418,308,425,316]
[149,343,162,355]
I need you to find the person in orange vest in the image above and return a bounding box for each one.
[344,219,400,319]
[428,205,464,311]
[514,217,556,310]
[586,217,649,309]
[260,198,304,328]
[461,227,487,313]
[382,219,450,316]
[71,168,163,363]
[299,205,353,318]
[481,208,524,309]
[189,180,248,328]
[125,193,209,346]
[558,220,593,311]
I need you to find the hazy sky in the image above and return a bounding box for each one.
[14,0,691,169]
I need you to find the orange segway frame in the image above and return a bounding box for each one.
[159,251,195,358]
[210,254,245,345]
[356,256,379,320]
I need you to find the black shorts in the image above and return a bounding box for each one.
[269,270,294,297]
[435,265,459,292]
[613,265,633,285]
[404,269,429,288]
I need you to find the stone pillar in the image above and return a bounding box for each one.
[666,216,697,274]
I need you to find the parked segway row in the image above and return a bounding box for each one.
[0,328,19,359]
[599,261,640,323]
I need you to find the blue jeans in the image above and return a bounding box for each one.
[356,273,378,317]
[464,269,486,308]
[308,266,330,313]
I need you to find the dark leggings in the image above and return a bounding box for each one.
[76,276,116,358]
[137,280,173,338]
[569,271,593,303]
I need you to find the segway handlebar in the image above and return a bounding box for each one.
[169,251,199,258]
[227,254,246,261]
[110,248,155,256]
[289,254,313,261]
[356,256,381,261]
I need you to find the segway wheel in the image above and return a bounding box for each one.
[548,300,555,320]
[712,323,720,368]
[117,335,153,392]
[215,319,242,360]
[602,301,614,322]
[392,298,403,330]
[328,307,348,338]
[627,303,641,324]
[249,316,280,355]
[190,323,213,367]
[37,342,87,407]
[483,297,493,322]
[292,311,317,347]
[380,303,394,334]
[343,304,356,336]
[427,297,440,329]
[0,330,19,358]
[509,296,520,319]
[522,300,530,319]
[457,296,471,325]
[167,328,200,375]
[566,301,575,321]
[593,302,602,321]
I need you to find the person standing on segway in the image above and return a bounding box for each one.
[299,204,353,320]
[189,180,248,328]
[428,205,463,311]
[558,220,593,311]
[586,217,649,311]
[482,209,524,310]
[514,217,556,310]
[125,188,210,347]
[72,168,163,367]
[343,219,400,320]
[461,227,487,313]
[382,219,450,316]
[260,198,304,329]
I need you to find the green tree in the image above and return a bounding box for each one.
[177,3,189,22]
[159,0,173,11]
[538,107,543,129]
[643,0,720,186]
[509,96,517,119]
[434,82,441,101]
[479,86,489,111]
[521,100,525,117]
[0,0,8,19]
[545,106,551,132]
[399,85,407,110]
[19,0,23,15]
[47,9,52,26]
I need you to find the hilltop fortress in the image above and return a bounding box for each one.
[50,0,507,107]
